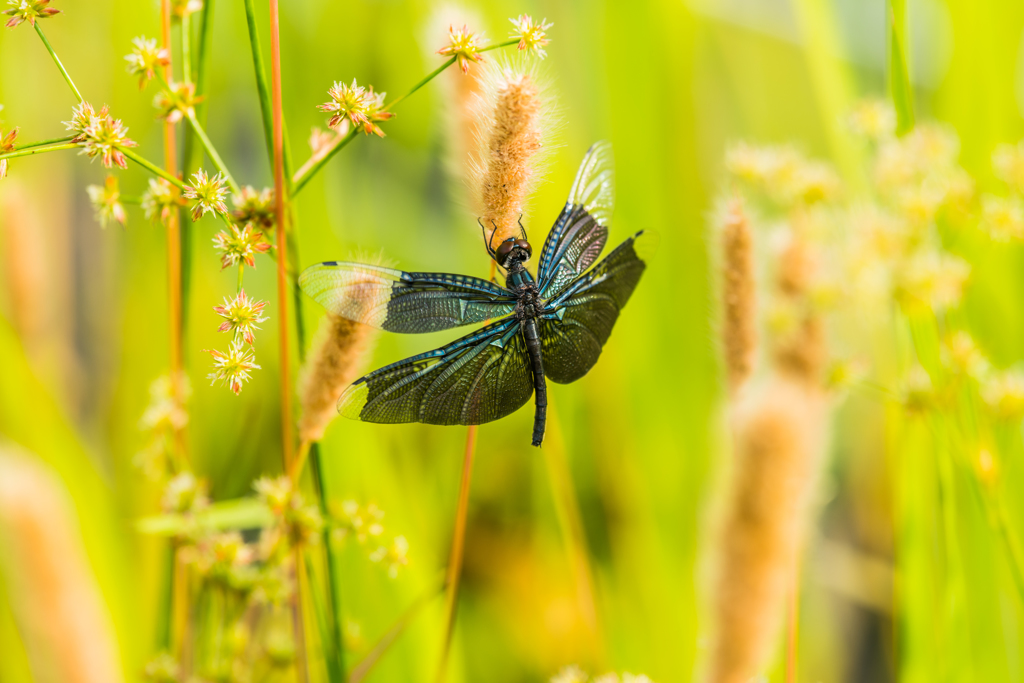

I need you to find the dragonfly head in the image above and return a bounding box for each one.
[495,238,532,268]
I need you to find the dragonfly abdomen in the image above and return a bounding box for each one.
[522,317,547,447]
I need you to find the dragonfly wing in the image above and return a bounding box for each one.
[300,262,515,333]
[340,318,535,425]
[537,141,615,298]
[540,231,655,384]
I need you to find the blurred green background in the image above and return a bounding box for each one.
[1,0,1023,682]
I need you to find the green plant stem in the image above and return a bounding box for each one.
[182,12,192,85]
[155,73,238,192]
[888,0,915,135]
[242,0,276,170]
[436,426,477,683]
[0,143,77,161]
[291,128,358,196]
[291,40,519,197]
[122,148,186,189]
[308,443,344,680]
[349,575,447,683]
[237,263,244,293]
[33,23,83,103]
[14,135,75,151]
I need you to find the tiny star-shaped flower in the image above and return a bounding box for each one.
[437,23,486,74]
[212,223,272,269]
[317,79,395,137]
[213,289,268,345]
[0,126,18,180]
[509,15,552,59]
[4,0,60,29]
[154,81,201,124]
[141,177,185,224]
[232,186,275,231]
[183,169,229,221]
[86,175,127,228]
[78,108,137,169]
[125,36,170,89]
[206,340,260,395]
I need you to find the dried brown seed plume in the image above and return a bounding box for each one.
[0,447,124,683]
[707,378,826,683]
[771,237,826,385]
[471,62,549,250]
[298,314,377,442]
[719,197,757,393]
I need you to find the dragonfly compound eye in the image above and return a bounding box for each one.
[515,239,533,259]
[495,239,517,264]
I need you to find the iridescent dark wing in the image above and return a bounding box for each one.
[536,141,615,298]
[340,318,535,425]
[539,231,656,384]
[299,262,515,333]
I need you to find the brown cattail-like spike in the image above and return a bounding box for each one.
[707,378,826,683]
[470,61,549,250]
[0,447,125,683]
[720,197,757,394]
[772,234,826,385]
[298,314,378,443]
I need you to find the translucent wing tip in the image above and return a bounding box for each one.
[569,141,615,225]
[631,230,659,262]
[338,380,369,421]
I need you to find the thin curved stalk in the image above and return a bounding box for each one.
[0,143,76,161]
[435,426,477,683]
[14,135,74,151]
[122,148,186,189]
[291,40,519,196]
[33,23,83,103]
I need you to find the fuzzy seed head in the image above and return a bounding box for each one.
[213,288,268,345]
[212,223,272,269]
[509,15,553,58]
[298,313,378,442]
[318,79,394,137]
[0,126,17,179]
[141,177,184,224]
[206,340,260,395]
[719,197,757,394]
[183,169,229,221]
[4,0,59,28]
[154,81,200,124]
[232,186,275,231]
[709,378,827,683]
[125,36,170,89]
[472,64,548,249]
[438,23,487,74]
[86,175,126,228]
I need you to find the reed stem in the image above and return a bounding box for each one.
[435,426,477,683]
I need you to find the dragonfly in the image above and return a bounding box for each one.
[299,141,655,446]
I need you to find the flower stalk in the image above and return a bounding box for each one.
[33,23,83,102]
